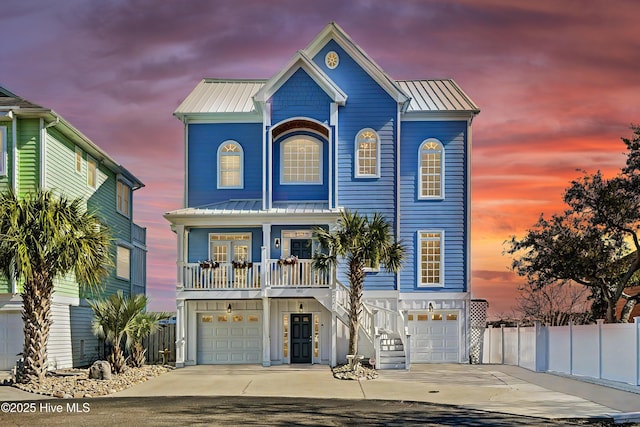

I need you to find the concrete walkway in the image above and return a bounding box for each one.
[2,364,640,421]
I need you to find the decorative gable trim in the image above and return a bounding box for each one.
[253,50,347,107]
[304,22,410,107]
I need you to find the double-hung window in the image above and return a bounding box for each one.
[75,147,83,175]
[116,245,131,281]
[87,156,97,188]
[281,136,322,184]
[418,231,443,287]
[218,141,243,188]
[419,139,444,199]
[355,128,379,178]
[117,181,131,217]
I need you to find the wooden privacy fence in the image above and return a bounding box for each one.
[143,323,176,365]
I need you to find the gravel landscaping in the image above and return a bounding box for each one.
[9,365,174,398]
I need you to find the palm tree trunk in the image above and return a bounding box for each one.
[130,343,146,368]
[108,346,127,374]
[20,276,54,385]
[348,259,365,357]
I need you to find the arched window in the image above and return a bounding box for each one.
[281,136,322,184]
[355,128,379,178]
[218,141,243,189]
[418,139,444,199]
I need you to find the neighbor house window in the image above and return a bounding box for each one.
[218,141,243,188]
[117,181,131,217]
[355,128,379,178]
[116,245,130,280]
[87,156,97,188]
[418,231,443,287]
[75,147,83,174]
[419,139,444,199]
[281,136,322,184]
[0,126,6,176]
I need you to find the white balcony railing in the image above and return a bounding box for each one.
[182,259,331,290]
[184,262,261,290]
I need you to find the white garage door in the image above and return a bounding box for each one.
[197,311,262,364]
[408,311,460,363]
[0,312,24,371]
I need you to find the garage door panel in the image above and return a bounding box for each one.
[0,312,24,371]
[409,311,460,363]
[197,311,262,364]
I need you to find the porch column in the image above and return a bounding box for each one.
[176,300,185,368]
[176,225,186,289]
[262,296,271,366]
[331,269,337,366]
[262,224,271,260]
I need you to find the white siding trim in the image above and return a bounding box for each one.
[0,126,6,176]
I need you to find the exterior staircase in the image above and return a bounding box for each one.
[378,332,406,369]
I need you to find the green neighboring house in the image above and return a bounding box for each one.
[0,86,147,371]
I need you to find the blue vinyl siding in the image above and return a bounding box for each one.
[270,68,331,124]
[314,41,398,291]
[272,131,329,202]
[188,228,263,263]
[188,123,262,207]
[399,120,468,293]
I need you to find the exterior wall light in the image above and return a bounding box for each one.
[227,304,232,313]
[274,238,280,249]
[299,303,303,313]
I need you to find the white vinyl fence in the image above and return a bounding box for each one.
[482,317,640,386]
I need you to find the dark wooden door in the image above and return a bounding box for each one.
[290,239,312,259]
[291,313,312,363]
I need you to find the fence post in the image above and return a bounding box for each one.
[635,317,640,386]
[516,323,521,367]
[596,319,604,380]
[569,320,573,375]
[500,324,505,365]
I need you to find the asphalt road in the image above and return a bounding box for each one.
[0,396,616,426]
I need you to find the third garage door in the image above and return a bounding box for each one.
[197,311,262,364]
[408,311,460,363]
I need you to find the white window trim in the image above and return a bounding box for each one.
[417,230,444,287]
[418,138,445,200]
[279,135,323,185]
[217,140,244,189]
[87,155,98,189]
[116,180,131,218]
[0,126,6,176]
[354,128,380,178]
[74,146,83,175]
[116,243,131,281]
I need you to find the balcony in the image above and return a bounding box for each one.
[182,259,332,290]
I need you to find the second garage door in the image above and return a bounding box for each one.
[408,311,460,363]
[197,311,262,364]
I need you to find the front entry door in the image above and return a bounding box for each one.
[291,239,312,259]
[291,313,312,363]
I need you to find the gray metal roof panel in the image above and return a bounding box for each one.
[165,200,333,216]
[397,79,479,113]
[175,80,266,115]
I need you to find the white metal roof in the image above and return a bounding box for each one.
[174,79,265,115]
[397,80,480,113]
[175,78,478,116]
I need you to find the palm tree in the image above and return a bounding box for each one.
[313,210,405,359]
[0,190,111,385]
[89,291,147,373]
[126,311,172,368]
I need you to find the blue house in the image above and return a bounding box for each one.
[165,23,479,368]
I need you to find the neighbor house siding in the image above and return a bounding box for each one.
[0,122,13,193]
[16,118,40,197]
[188,123,262,207]
[45,128,132,299]
[399,120,468,293]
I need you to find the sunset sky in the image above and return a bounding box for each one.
[2,1,639,317]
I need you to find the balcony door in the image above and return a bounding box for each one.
[209,233,252,288]
[290,239,312,259]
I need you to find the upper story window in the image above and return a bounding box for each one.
[418,231,443,287]
[75,147,83,175]
[218,141,243,189]
[87,156,97,189]
[355,129,380,178]
[281,136,322,184]
[116,245,131,281]
[117,180,131,217]
[0,126,6,176]
[419,139,444,199]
